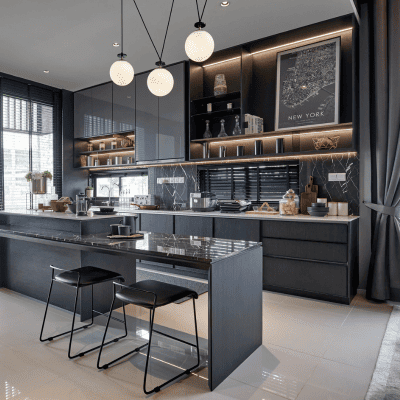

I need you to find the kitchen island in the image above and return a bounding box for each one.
[0,212,263,391]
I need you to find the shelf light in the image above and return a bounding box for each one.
[88,135,134,143]
[251,27,352,56]
[202,56,241,68]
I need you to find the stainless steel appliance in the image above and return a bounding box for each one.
[190,192,218,212]
[76,193,89,216]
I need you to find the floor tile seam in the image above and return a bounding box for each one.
[263,341,327,361]
[321,352,377,372]
[227,375,297,400]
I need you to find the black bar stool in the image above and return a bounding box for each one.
[40,265,128,360]
[97,280,200,395]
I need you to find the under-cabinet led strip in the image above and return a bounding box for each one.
[202,56,241,68]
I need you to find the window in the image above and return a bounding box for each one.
[94,173,148,199]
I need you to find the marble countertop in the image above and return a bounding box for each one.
[129,208,359,224]
[0,225,260,265]
[0,209,137,220]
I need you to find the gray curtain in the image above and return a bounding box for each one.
[361,0,400,300]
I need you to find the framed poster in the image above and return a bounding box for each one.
[275,37,340,131]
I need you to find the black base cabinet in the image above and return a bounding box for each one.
[136,213,359,304]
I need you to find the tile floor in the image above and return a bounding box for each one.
[0,287,392,400]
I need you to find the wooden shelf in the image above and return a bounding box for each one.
[191,108,241,120]
[191,91,241,105]
[191,123,353,144]
[80,163,135,169]
[80,147,135,155]
[75,131,135,141]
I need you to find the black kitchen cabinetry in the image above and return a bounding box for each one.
[136,62,186,163]
[214,218,260,242]
[74,87,92,138]
[113,81,135,133]
[174,215,213,237]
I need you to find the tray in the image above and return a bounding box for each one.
[107,233,144,240]
[245,202,279,215]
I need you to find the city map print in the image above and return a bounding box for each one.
[275,38,340,130]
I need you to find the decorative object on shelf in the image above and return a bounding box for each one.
[120,137,133,148]
[300,176,318,214]
[338,202,349,216]
[276,138,284,153]
[317,198,328,205]
[133,0,175,96]
[94,159,99,167]
[219,146,227,158]
[214,74,227,97]
[237,145,244,156]
[85,187,94,198]
[232,115,242,136]
[185,0,214,62]
[279,189,300,215]
[307,202,329,217]
[99,141,106,151]
[80,155,87,167]
[203,120,212,138]
[126,156,133,164]
[227,103,232,110]
[87,156,95,167]
[254,140,263,155]
[111,140,117,149]
[114,156,123,165]
[87,143,94,152]
[218,119,228,137]
[275,37,340,131]
[312,136,340,150]
[246,202,279,215]
[207,103,212,113]
[328,201,338,216]
[107,158,112,165]
[110,0,134,86]
[245,114,263,134]
[50,199,69,213]
[76,193,89,216]
[203,143,210,158]
[25,171,52,194]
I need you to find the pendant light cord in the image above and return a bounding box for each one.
[121,0,124,57]
[132,0,175,63]
[195,0,208,23]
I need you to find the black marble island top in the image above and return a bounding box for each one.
[0,225,261,267]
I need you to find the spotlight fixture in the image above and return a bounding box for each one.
[109,0,134,86]
[220,1,230,6]
[43,70,49,74]
[185,0,214,62]
[113,42,120,47]
[133,0,175,96]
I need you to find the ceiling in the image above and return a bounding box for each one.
[0,0,354,92]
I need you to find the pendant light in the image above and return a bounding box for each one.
[185,0,214,62]
[133,0,175,97]
[110,0,134,86]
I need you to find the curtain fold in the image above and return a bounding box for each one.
[364,0,400,300]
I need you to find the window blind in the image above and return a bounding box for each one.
[0,76,62,210]
[198,162,299,203]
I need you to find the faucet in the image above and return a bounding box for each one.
[100,181,119,206]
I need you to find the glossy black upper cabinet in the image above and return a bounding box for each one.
[158,63,185,161]
[91,83,113,136]
[74,88,92,138]
[135,71,159,163]
[113,81,135,133]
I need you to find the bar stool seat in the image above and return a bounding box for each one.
[116,280,198,309]
[55,266,123,287]
[97,279,200,395]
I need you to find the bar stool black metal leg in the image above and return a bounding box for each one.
[143,306,157,394]
[192,297,201,369]
[39,275,55,342]
[67,285,81,359]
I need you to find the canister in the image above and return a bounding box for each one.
[219,146,226,158]
[106,158,112,165]
[338,202,349,216]
[203,143,210,159]
[237,146,244,157]
[317,198,328,205]
[87,156,94,167]
[111,140,117,150]
[227,103,233,110]
[126,157,133,164]
[328,202,338,216]
[207,103,212,113]
[255,140,263,155]
[87,143,94,152]
[114,156,123,165]
[99,141,106,151]
[94,159,99,167]
[276,138,284,153]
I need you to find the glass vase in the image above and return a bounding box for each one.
[232,115,242,135]
[214,74,227,97]
[203,120,212,138]
[218,119,228,137]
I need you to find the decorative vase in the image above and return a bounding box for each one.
[279,189,300,215]
[232,115,242,135]
[218,119,228,137]
[203,120,212,138]
[31,177,47,194]
[214,74,227,97]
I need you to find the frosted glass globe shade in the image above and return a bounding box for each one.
[185,30,214,62]
[147,68,174,97]
[110,60,134,86]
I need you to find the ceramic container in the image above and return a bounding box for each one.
[328,202,338,216]
[338,202,349,216]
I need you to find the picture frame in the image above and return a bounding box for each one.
[275,37,341,131]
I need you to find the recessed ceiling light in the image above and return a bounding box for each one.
[221,1,230,6]
[43,70,49,73]
[113,43,120,47]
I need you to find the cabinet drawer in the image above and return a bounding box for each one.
[214,218,260,242]
[263,256,347,297]
[262,238,348,263]
[262,221,348,243]
[140,214,173,234]
[175,216,213,237]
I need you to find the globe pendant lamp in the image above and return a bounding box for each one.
[110,0,134,86]
[185,0,214,62]
[133,0,175,97]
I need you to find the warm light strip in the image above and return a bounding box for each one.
[88,151,357,171]
[88,150,135,156]
[88,135,135,143]
[202,56,241,68]
[251,28,353,55]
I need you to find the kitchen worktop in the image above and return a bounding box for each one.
[130,208,359,224]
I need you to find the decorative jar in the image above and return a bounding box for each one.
[214,74,227,97]
[279,189,300,215]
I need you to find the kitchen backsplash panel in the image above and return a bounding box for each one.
[148,165,198,210]
[299,153,360,215]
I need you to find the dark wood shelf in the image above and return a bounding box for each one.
[75,131,135,141]
[191,91,241,105]
[191,108,241,120]
[80,163,135,169]
[190,122,353,144]
[80,147,135,155]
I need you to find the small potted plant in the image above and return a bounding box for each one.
[43,171,53,181]
[25,171,53,194]
[85,186,94,198]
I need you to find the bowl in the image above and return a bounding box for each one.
[311,203,327,208]
[307,207,329,217]
[50,200,68,213]
[99,207,114,213]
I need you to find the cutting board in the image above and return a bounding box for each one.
[300,176,318,215]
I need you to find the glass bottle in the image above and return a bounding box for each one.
[203,120,212,138]
[214,74,227,97]
[218,119,228,137]
[232,115,242,135]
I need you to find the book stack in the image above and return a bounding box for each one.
[245,114,264,135]
[219,200,251,213]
